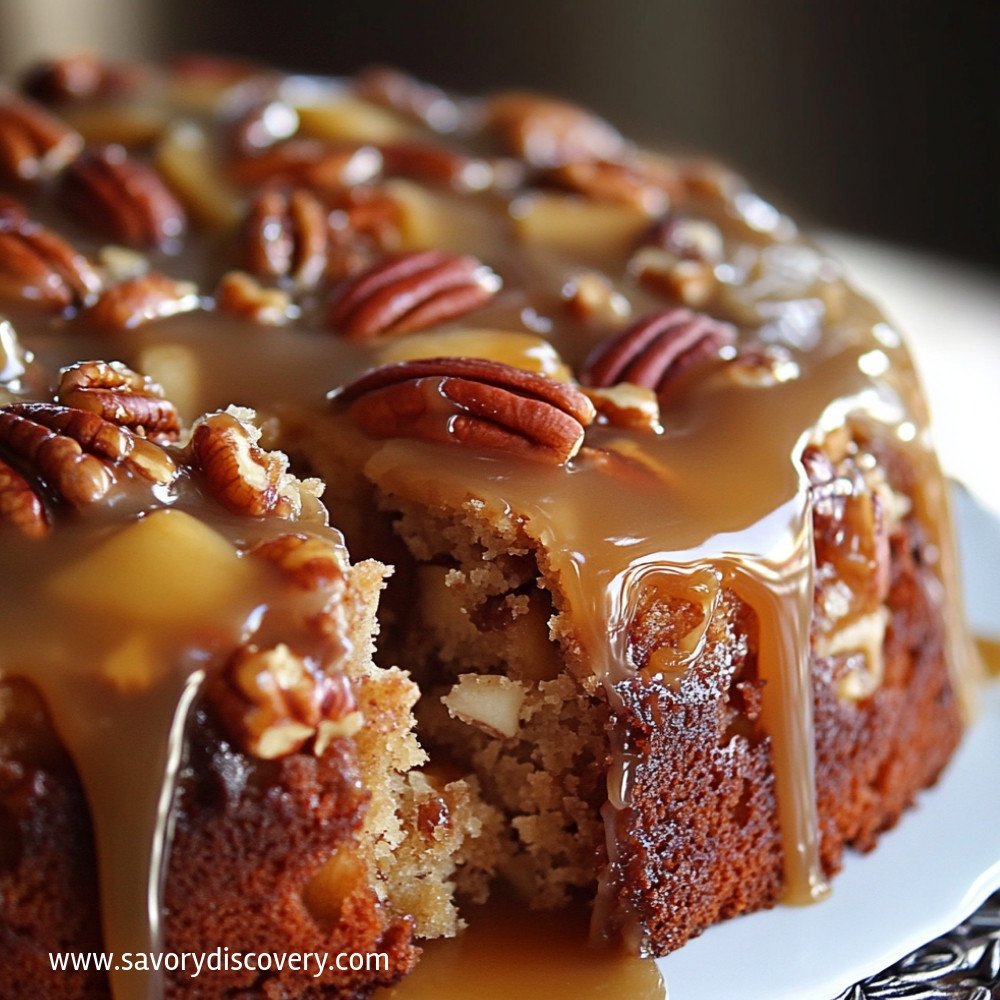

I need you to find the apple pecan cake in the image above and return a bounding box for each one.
[0,54,976,999]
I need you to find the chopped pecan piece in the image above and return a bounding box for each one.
[0,95,83,184]
[355,65,461,131]
[81,272,200,330]
[215,271,293,325]
[334,356,595,465]
[249,532,346,591]
[242,187,329,289]
[580,307,737,397]
[630,216,725,306]
[210,644,360,760]
[485,92,623,167]
[582,383,662,432]
[190,409,296,517]
[21,53,138,105]
[328,250,501,339]
[0,455,48,537]
[57,360,181,442]
[0,221,101,311]
[57,145,187,248]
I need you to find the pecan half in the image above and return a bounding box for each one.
[355,65,461,131]
[0,95,83,184]
[242,187,329,289]
[227,139,382,191]
[580,308,737,397]
[210,644,359,759]
[57,145,187,248]
[57,360,181,442]
[334,356,596,465]
[0,221,101,311]
[81,272,200,330]
[546,159,674,214]
[190,409,295,517]
[0,401,174,512]
[0,455,48,537]
[22,53,138,105]
[379,142,492,192]
[249,532,346,591]
[485,92,623,167]
[328,250,501,339]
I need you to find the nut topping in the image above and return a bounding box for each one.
[57,360,181,442]
[580,307,737,397]
[0,455,48,537]
[242,187,329,289]
[190,409,296,517]
[227,139,382,191]
[81,272,200,330]
[0,221,101,311]
[547,159,674,214]
[57,145,187,248]
[22,53,137,105]
[379,142,493,192]
[249,532,346,591]
[328,250,501,339]
[0,95,83,184]
[210,643,359,760]
[0,195,27,224]
[486,92,624,167]
[230,99,300,157]
[355,65,461,132]
[334,356,596,465]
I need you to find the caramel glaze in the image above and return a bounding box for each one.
[0,61,980,994]
[0,466,349,1000]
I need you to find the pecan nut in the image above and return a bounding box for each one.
[546,159,674,214]
[0,455,48,537]
[328,250,501,339]
[81,272,200,330]
[0,195,27,225]
[57,360,181,442]
[249,532,346,592]
[227,139,382,191]
[21,53,138,105]
[0,221,101,311]
[485,92,624,167]
[0,95,83,184]
[57,145,187,248]
[242,187,329,289]
[190,409,297,517]
[379,142,492,192]
[210,644,360,760]
[580,308,737,397]
[333,356,596,465]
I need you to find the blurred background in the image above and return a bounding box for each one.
[1,0,998,507]
[1,0,997,269]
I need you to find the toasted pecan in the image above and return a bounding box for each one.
[242,186,329,289]
[328,250,500,339]
[0,221,101,311]
[0,94,83,184]
[580,307,737,397]
[57,145,186,248]
[334,356,595,465]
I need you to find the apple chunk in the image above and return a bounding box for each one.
[443,674,527,739]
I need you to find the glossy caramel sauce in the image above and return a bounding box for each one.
[0,61,978,998]
[380,894,665,1000]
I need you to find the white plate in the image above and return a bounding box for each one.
[659,487,1000,1000]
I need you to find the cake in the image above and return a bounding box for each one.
[0,54,976,999]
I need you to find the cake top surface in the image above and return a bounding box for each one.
[0,53,971,995]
